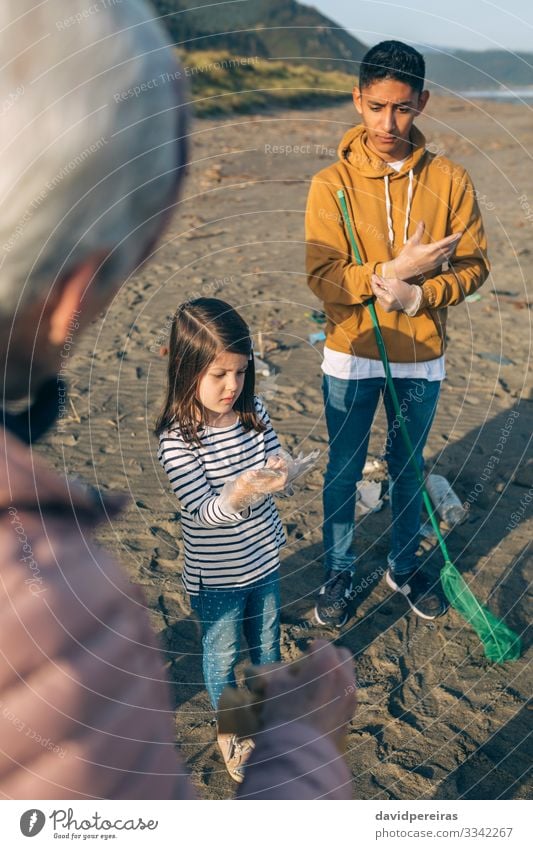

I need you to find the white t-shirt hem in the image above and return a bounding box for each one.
[321,346,445,381]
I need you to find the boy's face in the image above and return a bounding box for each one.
[353,78,429,162]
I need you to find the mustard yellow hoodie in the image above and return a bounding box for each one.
[305,124,490,362]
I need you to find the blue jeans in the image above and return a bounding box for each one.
[322,375,441,577]
[190,571,281,710]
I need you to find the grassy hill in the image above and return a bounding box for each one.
[179,50,354,116]
[153,0,366,73]
[152,0,533,104]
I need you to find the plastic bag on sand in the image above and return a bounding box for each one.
[356,480,383,516]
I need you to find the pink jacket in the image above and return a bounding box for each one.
[0,429,351,799]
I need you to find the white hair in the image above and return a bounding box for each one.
[0,0,188,317]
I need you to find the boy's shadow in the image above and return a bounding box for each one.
[425,394,532,649]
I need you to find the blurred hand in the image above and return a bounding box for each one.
[248,640,356,753]
[382,221,462,280]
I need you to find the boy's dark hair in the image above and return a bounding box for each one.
[359,40,425,93]
[154,297,265,444]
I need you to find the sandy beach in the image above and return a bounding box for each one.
[39,94,532,800]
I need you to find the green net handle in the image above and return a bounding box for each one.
[336,189,450,560]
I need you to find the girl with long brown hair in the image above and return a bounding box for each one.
[156,298,289,782]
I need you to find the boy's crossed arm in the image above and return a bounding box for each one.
[377,174,490,311]
[305,172,489,313]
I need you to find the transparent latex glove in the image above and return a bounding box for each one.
[268,447,320,495]
[217,464,289,514]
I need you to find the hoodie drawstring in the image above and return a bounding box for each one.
[384,168,414,249]
[384,174,394,247]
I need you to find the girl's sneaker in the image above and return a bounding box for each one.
[314,569,353,628]
[217,733,255,783]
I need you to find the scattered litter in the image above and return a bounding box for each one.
[490,292,531,309]
[306,310,326,324]
[355,480,383,517]
[420,520,437,541]
[257,373,279,401]
[308,330,326,345]
[478,352,514,365]
[185,229,227,240]
[425,474,467,526]
[363,457,387,477]
[254,355,271,377]
[465,293,482,302]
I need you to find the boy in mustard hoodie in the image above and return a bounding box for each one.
[306,40,490,628]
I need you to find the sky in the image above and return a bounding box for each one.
[311,0,533,52]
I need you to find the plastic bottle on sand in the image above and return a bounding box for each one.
[425,474,467,526]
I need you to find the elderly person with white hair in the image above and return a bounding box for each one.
[0,0,355,800]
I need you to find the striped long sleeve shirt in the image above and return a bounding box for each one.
[157,397,286,594]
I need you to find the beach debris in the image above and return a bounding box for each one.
[69,397,81,424]
[419,520,438,541]
[308,330,326,345]
[490,291,531,309]
[511,458,533,489]
[465,292,482,302]
[478,351,514,365]
[362,457,387,477]
[257,373,279,401]
[355,480,383,516]
[306,309,326,324]
[418,519,439,552]
[254,355,271,377]
[425,474,467,526]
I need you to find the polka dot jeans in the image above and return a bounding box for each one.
[190,570,281,710]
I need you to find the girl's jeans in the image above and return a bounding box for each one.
[190,570,281,711]
[322,374,441,578]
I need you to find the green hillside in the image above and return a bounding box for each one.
[152,0,533,102]
[179,50,354,115]
[153,0,366,73]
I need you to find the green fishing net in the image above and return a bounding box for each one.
[440,561,522,663]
